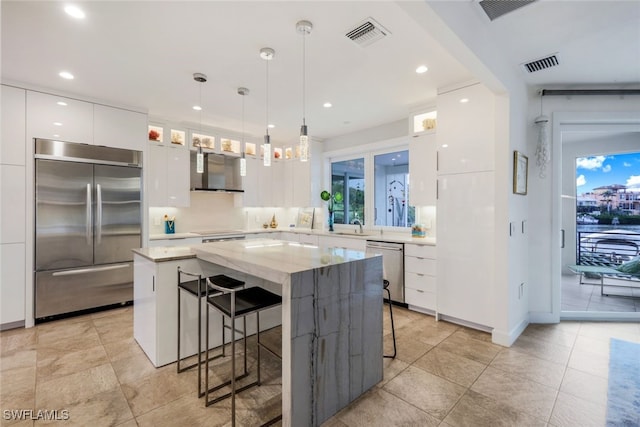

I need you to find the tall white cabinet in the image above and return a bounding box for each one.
[436,83,496,329]
[1,85,27,328]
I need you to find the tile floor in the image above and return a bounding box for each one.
[2,305,640,426]
[561,273,640,312]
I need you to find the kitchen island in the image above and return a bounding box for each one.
[133,239,383,426]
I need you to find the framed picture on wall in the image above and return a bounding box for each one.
[513,151,528,195]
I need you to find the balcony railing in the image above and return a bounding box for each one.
[577,230,640,268]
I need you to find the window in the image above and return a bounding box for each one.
[374,150,414,227]
[331,158,365,224]
[328,146,416,229]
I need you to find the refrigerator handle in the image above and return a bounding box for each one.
[86,183,92,245]
[96,184,102,244]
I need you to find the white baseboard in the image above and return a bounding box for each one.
[491,316,529,347]
[529,311,560,324]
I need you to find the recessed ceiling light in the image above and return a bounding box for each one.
[59,71,74,80]
[53,122,63,126]
[323,102,332,108]
[416,65,428,74]
[459,98,469,103]
[56,101,67,106]
[442,144,449,148]
[192,105,202,111]
[268,124,275,129]
[53,134,60,138]
[64,5,86,19]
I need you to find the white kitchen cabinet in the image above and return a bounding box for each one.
[247,232,281,239]
[436,171,494,328]
[404,243,437,313]
[1,243,26,327]
[133,253,281,367]
[241,156,260,206]
[147,143,190,207]
[279,232,320,246]
[94,104,147,151]
[148,237,202,247]
[257,159,273,207]
[271,159,285,208]
[409,132,437,206]
[298,233,319,246]
[436,83,495,175]
[1,85,26,166]
[318,235,366,252]
[1,165,26,244]
[26,91,94,143]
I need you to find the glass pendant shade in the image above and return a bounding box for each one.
[196,147,204,174]
[193,73,207,174]
[300,124,309,162]
[240,152,247,177]
[263,134,271,167]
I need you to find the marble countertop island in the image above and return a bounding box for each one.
[134,239,383,427]
[193,239,383,426]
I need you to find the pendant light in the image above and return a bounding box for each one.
[193,72,207,174]
[260,47,275,167]
[296,20,312,162]
[238,87,249,177]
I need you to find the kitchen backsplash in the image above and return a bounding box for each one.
[149,192,435,237]
[148,192,320,235]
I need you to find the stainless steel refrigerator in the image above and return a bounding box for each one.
[34,139,142,320]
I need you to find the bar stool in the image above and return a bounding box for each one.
[204,277,282,426]
[176,268,245,397]
[383,279,397,359]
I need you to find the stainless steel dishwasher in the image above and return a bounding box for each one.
[366,240,405,304]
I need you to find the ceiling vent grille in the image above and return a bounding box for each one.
[522,54,560,73]
[479,0,537,21]
[345,18,390,47]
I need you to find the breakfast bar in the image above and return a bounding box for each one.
[133,239,383,426]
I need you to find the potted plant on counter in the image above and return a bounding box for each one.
[320,190,342,232]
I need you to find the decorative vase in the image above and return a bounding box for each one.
[328,211,334,232]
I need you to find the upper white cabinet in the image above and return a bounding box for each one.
[409,132,437,206]
[241,141,320,208]
[94,104,146,151]
[147,144,190,207]
[26,91,94,144]
[1,85,26,166]
[436,83,495,175]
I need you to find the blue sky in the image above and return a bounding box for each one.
[576,152,640,194]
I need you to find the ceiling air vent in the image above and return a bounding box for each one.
[522,54,560,73]
[345,18,390,47]
[479,0,537,21]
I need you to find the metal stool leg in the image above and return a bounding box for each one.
[383,285,397,359]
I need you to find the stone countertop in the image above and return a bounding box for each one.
[194,239,379,284]
[150,228,436,246]
[132,246,196,262]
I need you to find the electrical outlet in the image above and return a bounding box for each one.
[153,216,161,226]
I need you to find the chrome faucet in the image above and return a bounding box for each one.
[352,219,363,234]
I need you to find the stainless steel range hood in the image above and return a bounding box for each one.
[190,152,244,192]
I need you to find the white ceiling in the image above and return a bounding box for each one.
[2,1,639,145]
